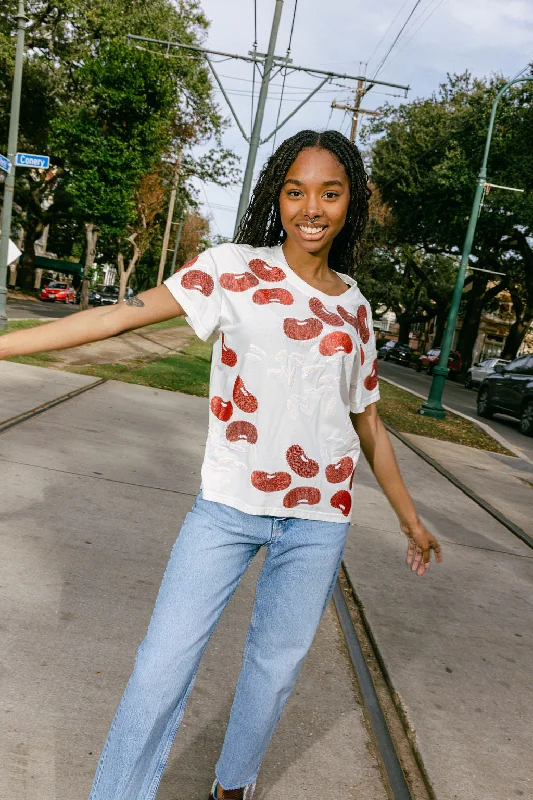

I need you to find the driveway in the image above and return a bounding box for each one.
[378,360,533,461]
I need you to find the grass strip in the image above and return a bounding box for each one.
[1,319,58,366]
[67,335,212,397]
[377,380,513,455]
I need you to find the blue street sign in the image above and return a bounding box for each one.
[0,153,10,174]
[15,152,50,169]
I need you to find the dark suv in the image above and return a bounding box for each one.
[477,354,533,436]
[378,341,412,366]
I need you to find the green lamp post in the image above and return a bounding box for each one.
[419,75,533,419]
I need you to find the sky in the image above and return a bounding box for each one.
[192,0,532,240]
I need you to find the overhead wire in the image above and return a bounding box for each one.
[272,0,299,152]
[251,0,258,134]
[371,0,425,80]
[381,0,447,71]
[366,0,412,70]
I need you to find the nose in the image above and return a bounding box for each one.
[303,193,322,220]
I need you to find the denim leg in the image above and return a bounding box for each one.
[88,498,265,800]
[216,517,349,789]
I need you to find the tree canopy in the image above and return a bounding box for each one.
[362,71,533,363]
[0,0,239,295]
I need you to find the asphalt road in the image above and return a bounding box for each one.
[7,299,80,320]
[378,359,533,461]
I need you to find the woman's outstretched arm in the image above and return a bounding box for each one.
[351,402,442,576]
[0,286,183,359]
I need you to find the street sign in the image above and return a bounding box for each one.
[0,153,10,174]
[15,152,50,169]
[8,239,22,266]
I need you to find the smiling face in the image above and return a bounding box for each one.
[279,146,350,257]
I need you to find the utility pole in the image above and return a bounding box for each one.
[127,27,409,236]
[0,0,27,330]
[235,0,284,231]
[419,75,533,419]
[331,80,380,143]
[156,148,182,286]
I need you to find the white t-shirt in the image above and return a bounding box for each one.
[164,243,380,522]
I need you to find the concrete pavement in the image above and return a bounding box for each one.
[1,362,532,799]
[0,367,387,800]
[0,361,99,425]
[344,436,533,800]
[379,359,533,461]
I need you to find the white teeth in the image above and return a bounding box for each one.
[299,225,324,234]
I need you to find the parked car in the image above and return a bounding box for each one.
[416,348,462,378]
[40,281,76,303]
[93,286,134,306]
[76,284,106,305]
[477,354,533,436]
[378,341,412,366]
[378,341,396,359]
[465,358,510,389]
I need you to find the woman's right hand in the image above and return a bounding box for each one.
[0,285,184,360]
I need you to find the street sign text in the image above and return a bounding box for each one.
[0,154,10,174]
[15,152,50,169]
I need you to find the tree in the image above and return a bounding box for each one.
[364,71,533,367]
[1,0,236,293]
[358,187,456,347]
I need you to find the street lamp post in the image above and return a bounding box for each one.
[0,0,28,330]
[419,76,533,419]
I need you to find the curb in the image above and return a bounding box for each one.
[379,375,533,464]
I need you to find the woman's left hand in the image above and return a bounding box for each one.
[401,520,442,577]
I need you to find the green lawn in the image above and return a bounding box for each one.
[68,335,212,397]
[1,319,58,366]
[377,380,513,455]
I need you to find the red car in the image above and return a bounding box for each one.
[40,281,76,303]
[416,347,462,378]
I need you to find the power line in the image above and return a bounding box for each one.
[366,0,412,69]
[511,61,532,81]
[251,0,258,134]
[371,0,425,80]
[382,0,446,71]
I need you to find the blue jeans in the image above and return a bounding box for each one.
[88,493,349,800]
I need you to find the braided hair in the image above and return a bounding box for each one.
[234,130,371,275]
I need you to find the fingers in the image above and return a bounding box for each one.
[405,537,441,577]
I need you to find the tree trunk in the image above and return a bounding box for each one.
[17,219,44,290]
[455,273,490,373]
[502,316,532,359]
[432,312,447,348]
[79,223,99,312]
[397,315,411,344]
[117,233,141,302]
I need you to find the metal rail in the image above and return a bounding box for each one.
[333,582,413,799]
[383,422,533,551]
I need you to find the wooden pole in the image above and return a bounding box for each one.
[156,149,182,286]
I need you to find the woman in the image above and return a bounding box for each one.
[0,130,441,800]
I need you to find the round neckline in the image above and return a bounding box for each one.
[272,245,358,303]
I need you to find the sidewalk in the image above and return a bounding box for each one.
[1,362,531,799]
[0,364,387,800]
[343,434,533,800]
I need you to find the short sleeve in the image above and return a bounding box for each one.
[349,299,380,413]
[164,249,222,341]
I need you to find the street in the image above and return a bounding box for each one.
[378,360,533,461]
[7,299,80,320]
